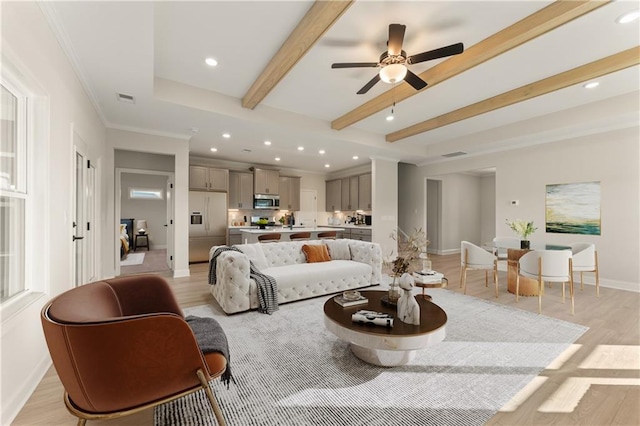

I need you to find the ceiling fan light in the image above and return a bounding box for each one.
[379,64,407,84]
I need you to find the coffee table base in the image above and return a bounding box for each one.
[350,344,417,367]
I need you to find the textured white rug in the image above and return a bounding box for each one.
[155,289,587,426]
[120,252,145,266]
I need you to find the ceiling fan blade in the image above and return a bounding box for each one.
[404,70,428,91]
[357,74,381,95]
[387,24,406,56]
[407,42,464,64]
[331,62,379,69]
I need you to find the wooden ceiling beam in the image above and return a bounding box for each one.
[242,1,353,110]
[331,0,610,130]
[386,47,640,142]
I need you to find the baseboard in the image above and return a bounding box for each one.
[575,276,639,293]
[439,248,461,255]
[2,354,51,425]
[173,268,190,278]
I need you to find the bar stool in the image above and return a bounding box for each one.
[318,231,337,240]
[258,233,281,243]
[289,232,311,241]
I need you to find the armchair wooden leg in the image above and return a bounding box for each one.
[77,419,86,426]
[515,274,520,303]
[538,279,543,314]
[494,267,499,299]
[462,268,468,294]
[459,265,464,288]
[570,277,575,316]
[562,281,565,303]
[595,252,600,297]
[196,369,226,426]
[485,270,488,287]
[580,272,584,291]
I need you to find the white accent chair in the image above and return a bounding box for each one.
[571,243,600,297]
[517,250,575,315]
[492,237,520,260]
[460,241,499,298]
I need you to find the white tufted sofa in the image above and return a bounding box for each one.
[208,239,382,314]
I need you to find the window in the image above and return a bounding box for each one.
[1,83,27,303]
[129,187,164,200]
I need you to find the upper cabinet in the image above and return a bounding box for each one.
[341,176,359,211]
[280,176,301,211]
[189,166,228,191]
[358,173,372,210]
[325,179,341,212]
[229,171,254,209]
[326,173,371,212]
[253,168,279,194]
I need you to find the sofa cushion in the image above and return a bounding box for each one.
[235,244,268,271]
[261,240,322,267]
[262,260,372,302]
[323,240,351,260]
[302,244,331,263]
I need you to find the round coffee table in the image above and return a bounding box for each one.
[323,290,447,366]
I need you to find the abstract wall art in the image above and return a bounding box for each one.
[545,181,601,235]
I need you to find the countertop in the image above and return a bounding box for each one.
[240,226,344,234]
[325,224,372,230]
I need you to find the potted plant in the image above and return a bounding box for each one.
[506,219,537,249]
[257,218,269,229]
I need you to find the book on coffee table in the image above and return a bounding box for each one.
[351,310,394,327]
[334,294,368,307]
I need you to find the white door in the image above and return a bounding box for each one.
[166,177,174,270]
[299,189,317,228]
[73,143,97,286]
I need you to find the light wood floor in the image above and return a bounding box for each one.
[13,254,640,425]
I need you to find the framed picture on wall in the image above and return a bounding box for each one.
[545,181,601,235]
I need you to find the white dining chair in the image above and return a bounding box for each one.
[460,241,499,298]
[492,237,520,260]
[571,243,600,297]
[517,250,574,315]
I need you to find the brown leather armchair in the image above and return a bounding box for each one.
[41,275,227,425]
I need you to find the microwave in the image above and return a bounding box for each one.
[254,194,280,210]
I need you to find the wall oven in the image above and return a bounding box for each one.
[254,194,280,210]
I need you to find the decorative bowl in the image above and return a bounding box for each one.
[342,290,361,301]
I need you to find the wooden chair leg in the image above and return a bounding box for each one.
[494,266,499,299]
[515,274,520,303]
[196,369,226,426]
[538,279,543,314]
[595,252,600,297]
[580,272,584,291]
[485,270,488,287]
[459,265,464,288]
[570,276,575,315]
[462,268,468,294]
[77,419,87,426]
[562,281,565,303]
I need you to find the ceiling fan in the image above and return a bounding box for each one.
[331,24,464,94]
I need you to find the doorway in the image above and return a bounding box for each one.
[115,168,174,277]
[426,179,441,255]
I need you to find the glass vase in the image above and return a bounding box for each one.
[388,277,401,302]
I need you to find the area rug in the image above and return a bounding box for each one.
[155,289,588,426]
[120,252,145,266]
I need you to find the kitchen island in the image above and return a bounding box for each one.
[239,227,345,244]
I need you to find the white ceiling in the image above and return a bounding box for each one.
[42,1,640,174]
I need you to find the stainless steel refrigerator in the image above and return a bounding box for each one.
[189,191,227,262]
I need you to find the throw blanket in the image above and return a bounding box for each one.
[186,316,233,388]
[209,246,279,315]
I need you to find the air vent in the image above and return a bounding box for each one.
[116,92,135,104]
[442,151,467,158]
[242,148,252,153]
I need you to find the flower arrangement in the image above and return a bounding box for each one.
[506,219,537,240]
[385,228,430,302]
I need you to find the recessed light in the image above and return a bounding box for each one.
[352,156,359,160]
[324,164,330,168]
[264,140,271,146]
[210,148,218,152]
[275,157,281,161]
[319,150,325,155]
[297,146,304,151]
[190,127,199,133]
[386,115,394,121]
[583,81,599,89]
[222,133,230,138]
[205,57,218,67]
[616,10,640,24]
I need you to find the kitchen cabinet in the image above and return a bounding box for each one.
[325,179,341,212]
[350,227,372,242]
[189,166,228,192]
[358,173,372,210]
[253,168,279,194]
[229,228,245,245]
[279,176,301,211]
[229,171,253,209]
[340,176,359,211]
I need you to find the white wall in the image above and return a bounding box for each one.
[405,126,640,291]
[480,175,496,246]
[372,158,398,261]
[1,2,106,423]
